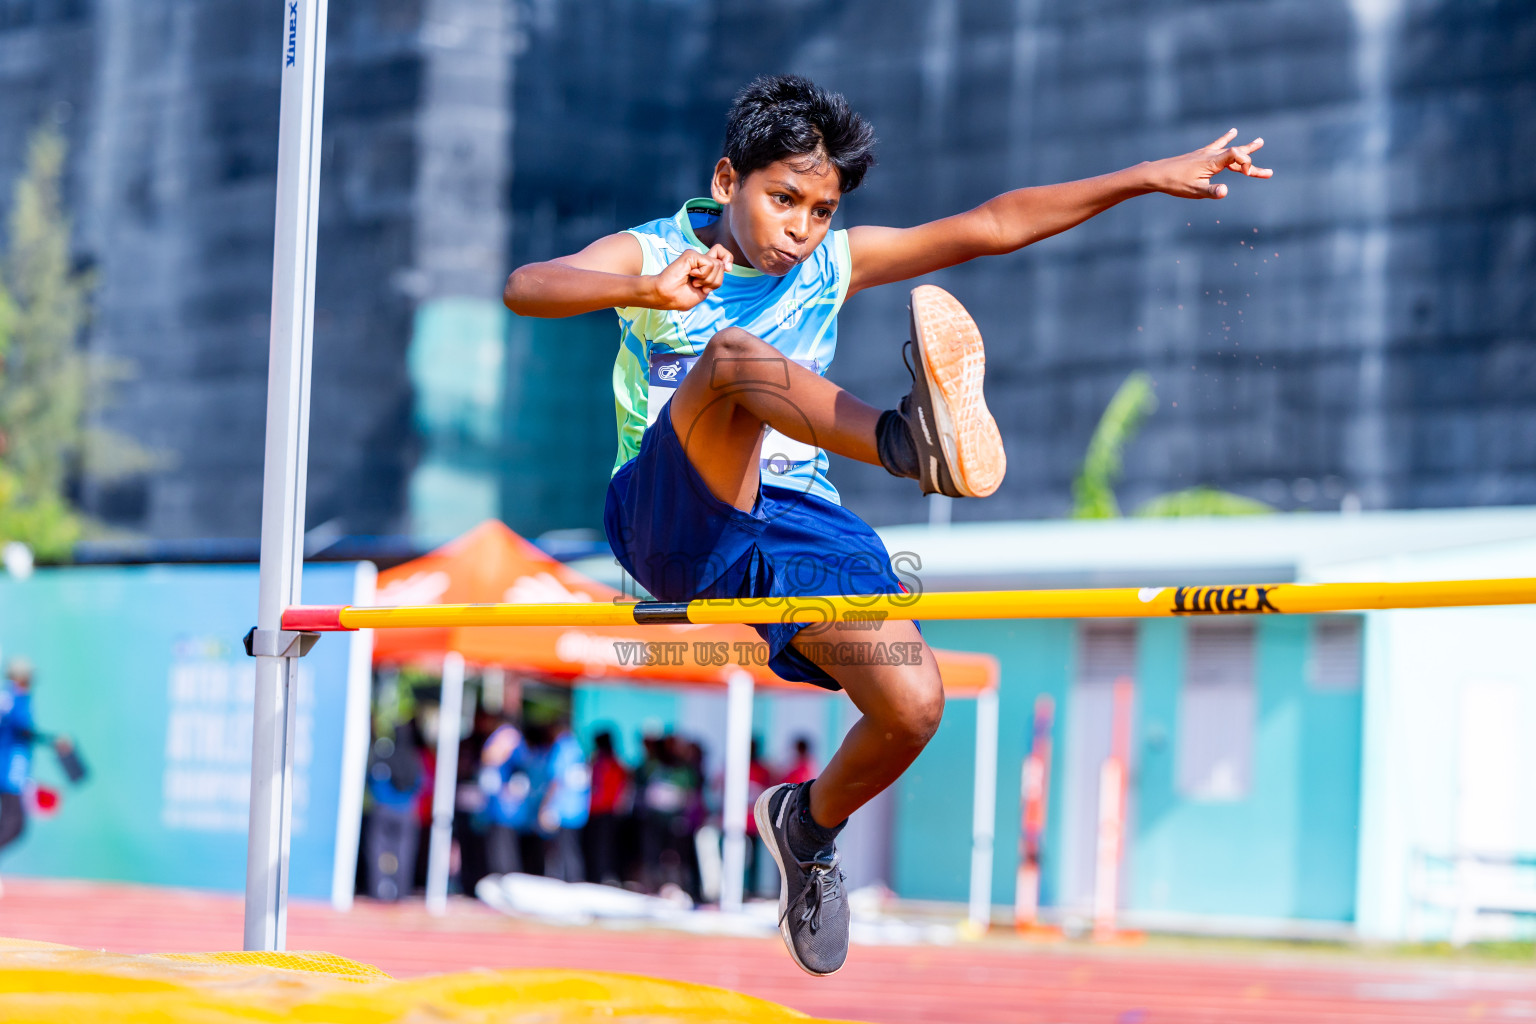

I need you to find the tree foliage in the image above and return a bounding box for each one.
[0,126,88,559]
[1072,371,1272,520]
[0,125,160,561]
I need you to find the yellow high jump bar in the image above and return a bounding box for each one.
[282,577,1536,632]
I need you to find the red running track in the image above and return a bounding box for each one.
[1,877,1532,1023]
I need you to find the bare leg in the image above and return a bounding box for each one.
[789,622,944,828]
[668,328,940,827]
[667,327,884,512]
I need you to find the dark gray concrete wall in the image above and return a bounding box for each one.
[0,0,428,539]
[510,0,1536,527]
[1,0,1532,540]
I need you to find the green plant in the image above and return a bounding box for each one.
[1135,486,1272,518]
[1072,372,1156,518]
[1072,371,1272,520]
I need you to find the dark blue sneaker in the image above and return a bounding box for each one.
[754,782,850,976]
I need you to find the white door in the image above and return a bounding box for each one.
[1061,623,1137,913]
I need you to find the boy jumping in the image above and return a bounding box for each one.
[504,75,1270,975]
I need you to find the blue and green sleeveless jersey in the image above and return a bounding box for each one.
[611,198,852,505]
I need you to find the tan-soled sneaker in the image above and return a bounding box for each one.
[900,284,1006,498]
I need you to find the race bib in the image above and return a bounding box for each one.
[648,349,824,479]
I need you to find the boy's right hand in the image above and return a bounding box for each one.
[646,246,734,310]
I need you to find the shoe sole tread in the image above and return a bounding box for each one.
[910,284,1005,498]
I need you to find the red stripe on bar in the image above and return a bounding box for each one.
[281,605,349,631]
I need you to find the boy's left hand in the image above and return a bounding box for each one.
[1146,129,1272,199]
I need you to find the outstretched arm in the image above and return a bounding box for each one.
[504,233,734,318]
[846,130,1270,296]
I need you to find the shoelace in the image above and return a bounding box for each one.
[895,341,917,426]
[784,851,844,935]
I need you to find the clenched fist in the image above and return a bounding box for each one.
[645,245,735,310]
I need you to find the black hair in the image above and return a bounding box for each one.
[593,730,614,754]
[723,75,876,193]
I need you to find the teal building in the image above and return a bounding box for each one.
[570,507,1536,940]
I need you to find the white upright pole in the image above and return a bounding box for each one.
[330,561,377,911]
[246,0,329,952]
[720,669,755,912]
[426,652,466,915]
[968,687,1000,931]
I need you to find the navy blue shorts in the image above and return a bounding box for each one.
[603,409,920,691]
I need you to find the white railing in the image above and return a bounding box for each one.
[1410,849,1536,946]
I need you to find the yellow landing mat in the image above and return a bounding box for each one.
[0,938,858,1023]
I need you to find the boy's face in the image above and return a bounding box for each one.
[711,153,841,276]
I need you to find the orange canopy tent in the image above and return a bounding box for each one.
[371,520,1001,925]
[370,520,997,694]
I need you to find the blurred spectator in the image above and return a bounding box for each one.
[635,734,701,895]
[514,724,551,875]
[478,717,531,876]
[413,714,437,893]
[679,739,709,832]
[744,736,771,897]
[678,738,708,900]
[631,734,662,885]
[633,734,672,891]
[454,702,501,897]
[366,721,426,900]
[585,729,630,885]
[537,717,590,882]
[0,658,84,896]
[781,735,817,786]
[0,658,36,866]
